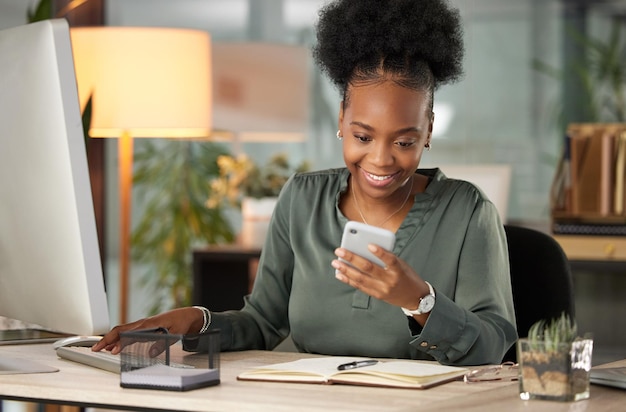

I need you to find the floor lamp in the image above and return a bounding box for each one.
[70,27,215,324]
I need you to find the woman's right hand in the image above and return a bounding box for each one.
[91,307,205,354]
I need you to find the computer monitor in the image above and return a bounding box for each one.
[0,19,110,343]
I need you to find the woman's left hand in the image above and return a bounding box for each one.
[332,244,430,311]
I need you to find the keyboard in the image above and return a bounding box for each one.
[56,346,194,374]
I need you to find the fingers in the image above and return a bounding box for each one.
[333,244,425,307]
[332,245,395,292]
[91,318,158,354]
[91,327,122,353]
[333,244,395,276]
[366,244,397,271]
[148,340,168,358]
[91,308,201,354]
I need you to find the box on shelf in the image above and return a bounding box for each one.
[551,123,626,235]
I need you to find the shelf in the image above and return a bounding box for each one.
[553,235,626,262]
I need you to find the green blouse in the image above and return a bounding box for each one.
[194,168,517,366]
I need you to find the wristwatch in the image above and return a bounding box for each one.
[401,281,435,316]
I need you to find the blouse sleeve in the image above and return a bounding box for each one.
[407,199,518,365]
[190,176,297,352]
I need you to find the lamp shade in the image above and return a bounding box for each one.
[70,27,212,139]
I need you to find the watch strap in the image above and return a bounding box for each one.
[401,281,435,316]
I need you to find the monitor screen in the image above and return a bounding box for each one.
[0,19,110,341]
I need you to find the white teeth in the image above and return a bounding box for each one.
[366,171,392,181]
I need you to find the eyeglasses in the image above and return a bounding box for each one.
[464,361,519,383]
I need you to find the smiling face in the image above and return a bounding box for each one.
[339,80,433,202]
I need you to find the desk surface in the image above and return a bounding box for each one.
[0,344,624,412]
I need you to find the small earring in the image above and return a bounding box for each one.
[336,130,343,140]
[425,142,431,151]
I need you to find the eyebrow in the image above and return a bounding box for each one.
[350,121,422,135]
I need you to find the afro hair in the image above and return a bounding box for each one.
[312,0,464,95]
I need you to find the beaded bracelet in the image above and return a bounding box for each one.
[193,306,211,334]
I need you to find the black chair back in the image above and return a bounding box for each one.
[503,225,575,362]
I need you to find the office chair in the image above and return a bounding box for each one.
[502,225,576,362]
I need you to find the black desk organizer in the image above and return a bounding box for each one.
[119,328,220,391]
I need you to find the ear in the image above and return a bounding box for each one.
[427,111,435,145]
[338,101,345,133]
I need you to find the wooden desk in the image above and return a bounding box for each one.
[0,344,624,412]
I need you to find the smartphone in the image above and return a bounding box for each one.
[340,221,396,268]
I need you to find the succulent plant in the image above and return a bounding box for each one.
[527,312,579,353]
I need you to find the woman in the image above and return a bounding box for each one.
[94,0,517,366]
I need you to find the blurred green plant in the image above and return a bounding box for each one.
[132,140,235,313]
[533,20,626,130]
[27,0,52,22]
[207,153,310,209]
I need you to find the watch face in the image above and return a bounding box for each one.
[418,294,435,314]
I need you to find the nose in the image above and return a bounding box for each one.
[369,141,394,167]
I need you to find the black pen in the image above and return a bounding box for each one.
[337,360,378,371]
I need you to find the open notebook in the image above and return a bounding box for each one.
[237,356,468,389]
